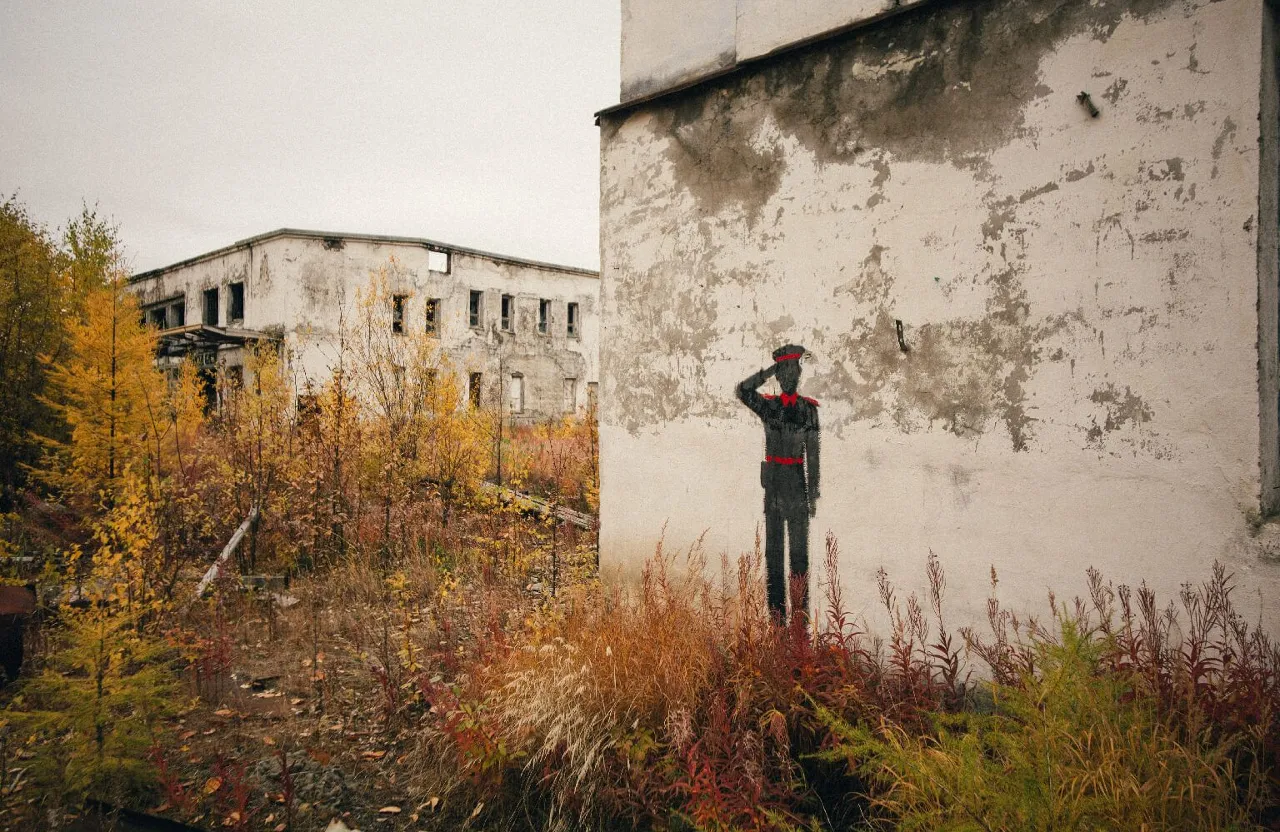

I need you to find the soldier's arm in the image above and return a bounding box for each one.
[736,365,775,418]
[806,407,821,502]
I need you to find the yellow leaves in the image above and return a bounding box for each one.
[437,570,459,602]
[202,775,222,795]
[40,275,166,505]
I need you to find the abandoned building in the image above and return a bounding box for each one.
[128,229,600,422]
[597,0,1280,629]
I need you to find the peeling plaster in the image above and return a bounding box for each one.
[599,0,1276,627]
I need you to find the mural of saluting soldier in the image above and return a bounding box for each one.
[736,344,820,623]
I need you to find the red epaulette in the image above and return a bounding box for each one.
[802,396,819,407]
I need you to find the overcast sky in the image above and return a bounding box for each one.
[1,1,620,272]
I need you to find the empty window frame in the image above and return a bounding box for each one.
[424,298,440,335]
[567,302,579,338]
[500,294,514,332]
[428,249,450,274]
[197,367,217,414]
[469,372,483,409]
[170,299,186,327]
[563,377,577,413]
[509,373,525,414]
[228,282,245,323]
[469,290,483,329]
[392,294,408,334]
[147,306,167,329]
[538,299,550,334]
[203,288,219,325]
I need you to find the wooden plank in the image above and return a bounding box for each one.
[479,482,597,530]
[190,506,259,604]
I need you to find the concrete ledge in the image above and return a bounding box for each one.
[608,0,939,116]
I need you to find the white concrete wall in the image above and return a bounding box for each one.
[600,0,1280,629]
[619,0,930,102]
[130,233,600,421]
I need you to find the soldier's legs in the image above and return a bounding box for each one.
[764,501,786,618]
[787,506,810,620]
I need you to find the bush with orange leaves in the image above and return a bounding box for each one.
[426,538,1280,832]
[428,534,969,830]
[503,407,599,513]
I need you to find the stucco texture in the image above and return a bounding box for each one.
[599,0,1280,627]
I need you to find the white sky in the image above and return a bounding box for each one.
[0,1,621,272]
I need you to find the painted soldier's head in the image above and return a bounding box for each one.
[772,344,806,394]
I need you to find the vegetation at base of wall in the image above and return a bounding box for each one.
[819,623,1259,831]
[426,546,1280,831]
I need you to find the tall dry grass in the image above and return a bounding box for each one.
[422,540,1280,832]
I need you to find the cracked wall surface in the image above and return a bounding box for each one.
[599,0,1280,627]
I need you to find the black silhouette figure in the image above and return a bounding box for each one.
[737,344,820,621]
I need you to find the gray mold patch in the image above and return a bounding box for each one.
[619,0,1186,217]
[1089,383,1155,431]
[600,0,1187,444]
[604,262,722,432]
[820,255,1074,451]
[659,90,788,223]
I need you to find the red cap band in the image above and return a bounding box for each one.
[774,352,804,362]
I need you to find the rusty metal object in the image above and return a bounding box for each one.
[0,585,35,687]
[0,585,36,616]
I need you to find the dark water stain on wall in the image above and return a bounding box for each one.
[616,0,1184,222]
[1089,382,1155,431]
[600,0,1188,444]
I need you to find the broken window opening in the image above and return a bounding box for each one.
[469,290,483,329]
[228,282,245,323]
[567,302,579,338]
[469,372,483,409]
[501,294,513,332]
[203,288,219,326]
[170,299,185,328]
[424,298,440,335]
[296,393,320,429]
[147,307,167,330]
[563,377,577,413]
[538,299,550,334]
[392,294,408,334]
[322,237,345,251]
[428,249,450,274]
[510,373,525,414]
[197,367,217,414]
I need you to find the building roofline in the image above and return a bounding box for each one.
[131,228,600,283]
[594,0,934,121]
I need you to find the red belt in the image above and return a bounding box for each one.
[765,456,804,465]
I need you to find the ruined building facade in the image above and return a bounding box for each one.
[129,229,600,422]
[597,0,1280,627]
